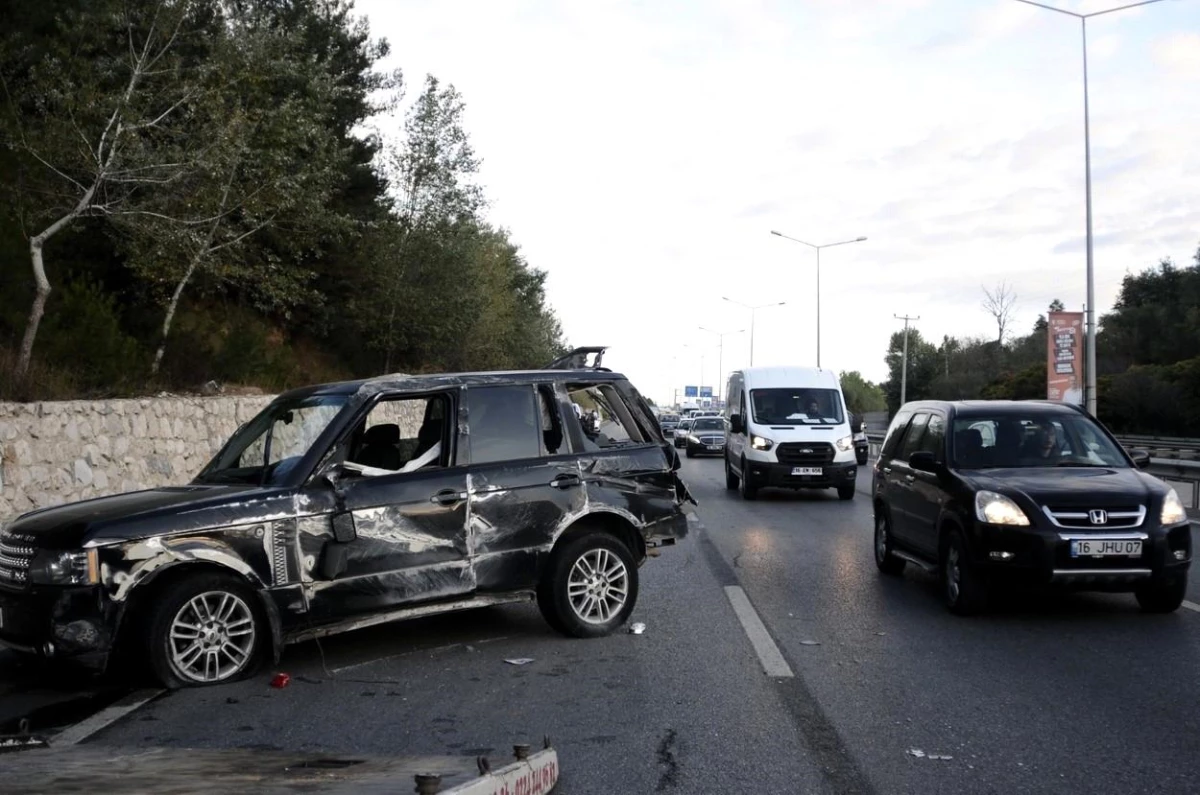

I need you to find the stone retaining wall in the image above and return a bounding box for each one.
[0,395,276,524]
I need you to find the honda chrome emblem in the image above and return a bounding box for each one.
[1089,509,1108,525]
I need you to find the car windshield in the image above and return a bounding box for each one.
[196,394,349,486]
[952,413,1128,469]
[692,418,724,431]
[750,388,844,425]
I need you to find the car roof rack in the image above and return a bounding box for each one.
[544,346,610,371]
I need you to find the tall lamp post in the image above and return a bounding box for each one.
[721,297,786,366]
[698,326,744,404]
[1013,0,1167,416]
[770,230,867,369]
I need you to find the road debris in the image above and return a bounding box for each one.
[907,749,953,760]
[629,622,647,634]
[799,640,821,646]
[504,658,535,666]
[269,673,291,689]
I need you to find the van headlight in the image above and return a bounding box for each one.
[751,435,774,451]
[974,491,1030,526]
[29,549,100,585]
[835,435,853,452]
[1162,490,1187,525]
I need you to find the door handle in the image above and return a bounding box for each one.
[430,488,465,505]
[551,473,582,489]
[905,474,915,482]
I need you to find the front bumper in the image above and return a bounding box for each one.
[742,459,858,489]
[966,520,1193,590]
[0,584,117,670]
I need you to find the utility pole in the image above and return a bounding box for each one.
[895,314,920,406]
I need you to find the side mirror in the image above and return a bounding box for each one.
[730,413,745,434]
[909,450,939,473]
[1130,448,1151,470]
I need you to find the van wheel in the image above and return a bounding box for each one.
[738,458,759,500]
[146,573,266,688]
[538,532,639,638]
[837,483,856,500]
[724,456,739,490]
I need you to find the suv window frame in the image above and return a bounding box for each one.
[880,409,914,460]
[897,412,931,461]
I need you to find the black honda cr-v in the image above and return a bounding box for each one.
[871,400,1191,615]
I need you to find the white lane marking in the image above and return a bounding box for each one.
[723,586,794,678]
[53,688,164,746]
[1182,600,1200,613]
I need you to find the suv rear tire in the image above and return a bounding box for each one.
[942,530,988,616]
[1135,575,1186,613]
[874,512,906,575]
[538,531,639,638]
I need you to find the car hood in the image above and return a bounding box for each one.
[963,466,1163,508]
[4,484,294,548]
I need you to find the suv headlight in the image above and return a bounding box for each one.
[29,549,99,586]
[1162,490,1187,525]
[835,435,853,452]
[751,435,773,451]
[974,491,1030,526]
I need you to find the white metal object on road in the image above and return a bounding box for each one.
[444,747,559,795]
[723,585,794,678]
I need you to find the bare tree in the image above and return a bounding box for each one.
[1,0,209,379]
[982,281,1018,346]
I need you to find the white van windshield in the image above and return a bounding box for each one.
[750,388,844,425]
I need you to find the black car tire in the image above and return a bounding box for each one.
[856,451,868,466]
[539,531,639,639]
[146,572,267,689]
[942,530,988,616]
[1134,575,1187,613]
[874,512,906,575]
[686,446,695,458]
[725,455,739,490]
[738,457,759,500]
[837,483,856,500]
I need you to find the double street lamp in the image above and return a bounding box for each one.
[1013,0,1168,416]
[698,326,744,402]
[721,297,786,366]
[770,230,867,369]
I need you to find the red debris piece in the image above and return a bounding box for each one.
[270,673,291,689]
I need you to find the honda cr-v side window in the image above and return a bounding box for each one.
[880,410,914,460]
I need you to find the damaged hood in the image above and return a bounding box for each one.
[4,485,290,548]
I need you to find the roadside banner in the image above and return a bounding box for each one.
[1047,311,1084,405]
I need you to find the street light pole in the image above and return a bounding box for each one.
[722,297,785,366]
[895,314,920,406]
[1012,0,1167,417]
[770,231,868,368]
[699,326,744,403]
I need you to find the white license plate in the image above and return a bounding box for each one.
[792,467,823,476]
[1071,539,1142,557]
[707,445,721,451]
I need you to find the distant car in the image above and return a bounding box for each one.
[685,416,727,458]
[872,399,1191,615]
[673,417,693,448]
[851,414,869,465]
[659,414,681,436]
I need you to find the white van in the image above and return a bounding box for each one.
[724,367,857,500]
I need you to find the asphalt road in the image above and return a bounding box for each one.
[4,456,1200,793]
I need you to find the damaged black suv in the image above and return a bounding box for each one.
[0,348,693,687]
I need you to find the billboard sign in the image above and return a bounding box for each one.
[1047,311,1084,406]
[699,386,713,398]
[684,385,698,397]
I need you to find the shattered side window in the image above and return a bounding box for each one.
[344,393,451,476]
[539,386,565,455]
[567,383,647,450]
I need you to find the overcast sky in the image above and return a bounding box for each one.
[353,0,1199,405]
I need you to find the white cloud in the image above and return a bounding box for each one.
[351,0,1200,402]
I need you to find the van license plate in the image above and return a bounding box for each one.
[792,467,823,476]
[1071,539,1142,557]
